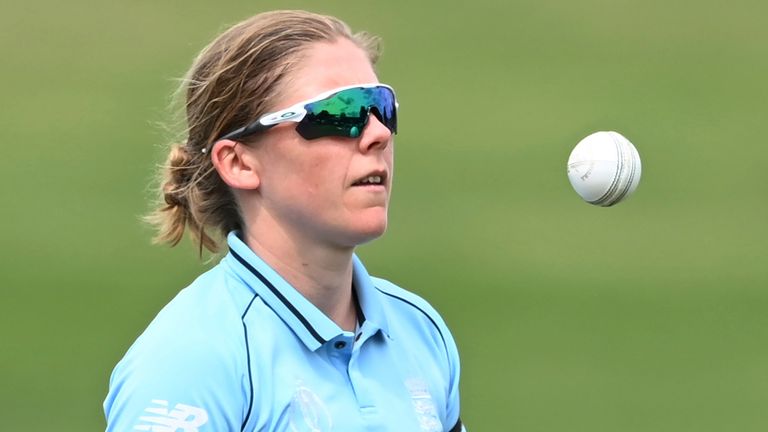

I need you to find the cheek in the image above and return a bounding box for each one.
[292,152,349,196]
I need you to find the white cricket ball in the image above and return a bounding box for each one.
[567,131,642,206]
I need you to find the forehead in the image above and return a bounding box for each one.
[281,39,379,106]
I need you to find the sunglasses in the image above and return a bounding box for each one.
[218,83,398,142]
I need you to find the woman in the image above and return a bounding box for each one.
[105,10,464,432]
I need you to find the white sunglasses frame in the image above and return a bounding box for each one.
[216,83,398,143]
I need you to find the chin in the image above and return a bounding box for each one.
[359,226,388,245]
[342,215,388,246]
[355,219,388,244]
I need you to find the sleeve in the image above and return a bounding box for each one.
[441,319,464,432]
[103,320,249,432]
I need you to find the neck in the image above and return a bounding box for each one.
[242,221,357,332]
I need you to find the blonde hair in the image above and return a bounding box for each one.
[145,10,381,254]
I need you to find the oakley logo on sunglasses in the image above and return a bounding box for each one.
[217,83,398,142]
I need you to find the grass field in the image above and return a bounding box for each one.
[1,1,767,430]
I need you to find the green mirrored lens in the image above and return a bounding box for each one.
[297,86,397,140]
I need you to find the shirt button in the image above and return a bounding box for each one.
[334,341,347,349]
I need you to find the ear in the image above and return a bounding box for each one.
[210,139,261,190]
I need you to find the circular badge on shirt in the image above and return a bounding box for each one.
[288,384,332,432]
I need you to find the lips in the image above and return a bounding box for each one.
[352,171,388,187]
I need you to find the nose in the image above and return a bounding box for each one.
[358,113,392,153]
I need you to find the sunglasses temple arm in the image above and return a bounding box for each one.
[219,120,275,141]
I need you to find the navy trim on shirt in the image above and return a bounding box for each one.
[450,418,463,432]
[352,283,366,325]
[230,248,327,345]
[375,287,446,348]
[240,293,258,431]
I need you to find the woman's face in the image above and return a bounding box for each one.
[249,38,395,250]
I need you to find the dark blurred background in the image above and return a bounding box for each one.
[1,1,766,430]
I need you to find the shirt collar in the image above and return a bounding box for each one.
[351,253,391,339]
[225,232,390,351]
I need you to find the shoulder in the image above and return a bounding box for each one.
[372,277,450,332]
[371,277,459,361]
[139,267,251,347]
[110,266,252,381]
[105,266,255,430]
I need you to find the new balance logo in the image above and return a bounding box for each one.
[134,399,209,432]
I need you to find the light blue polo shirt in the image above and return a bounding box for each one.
[104,232,464,431]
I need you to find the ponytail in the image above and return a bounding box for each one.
[145,143,235,254]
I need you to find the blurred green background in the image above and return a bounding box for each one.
[1,0,766,430]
